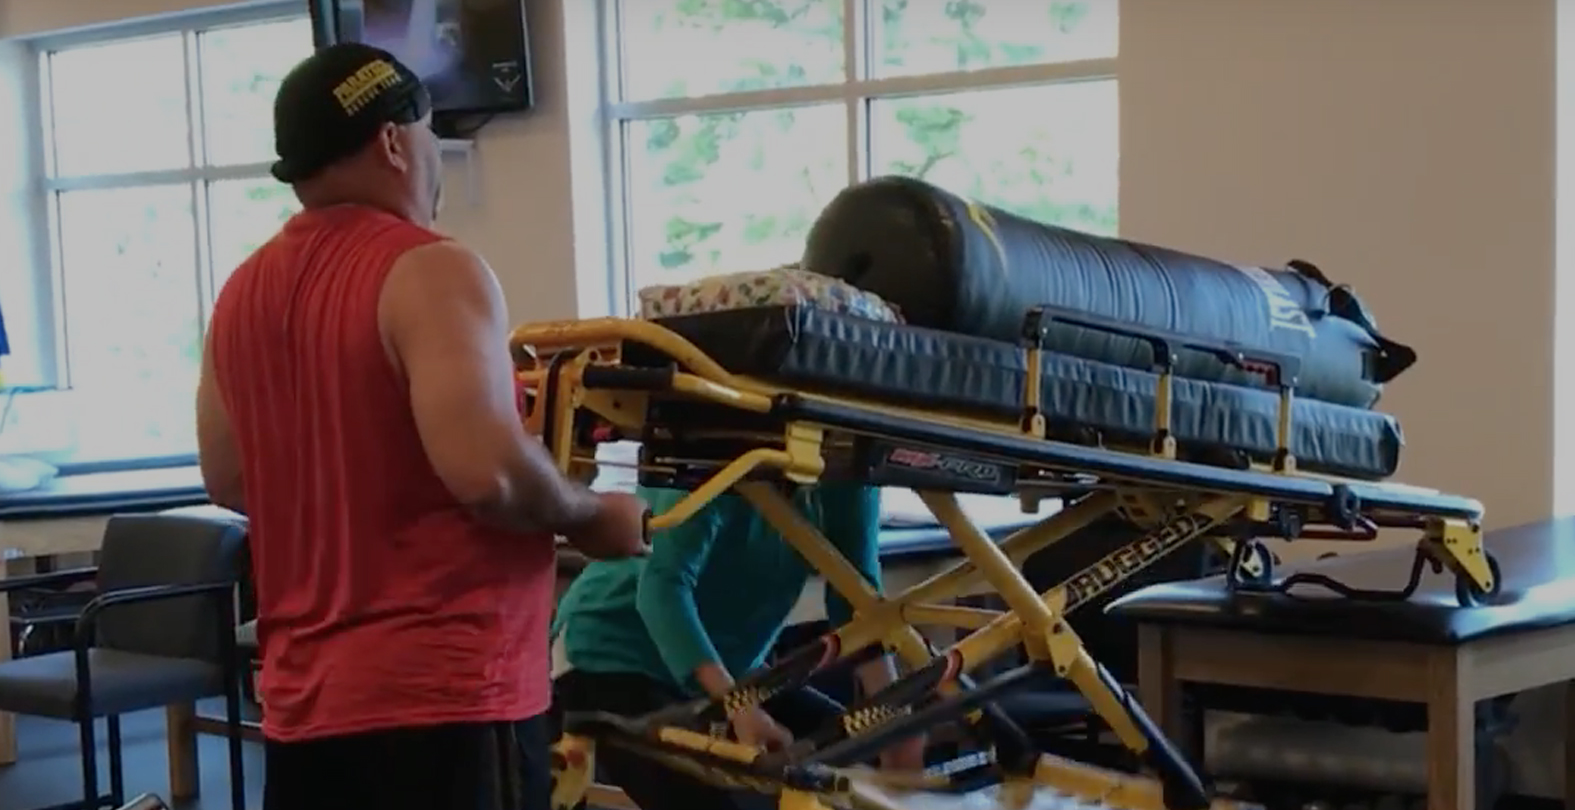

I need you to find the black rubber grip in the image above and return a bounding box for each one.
[581,365,676,391]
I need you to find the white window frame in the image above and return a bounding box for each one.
[595,0,1119,314]
[21,2,306,469]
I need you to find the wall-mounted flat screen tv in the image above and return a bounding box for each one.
[307,0,533,125]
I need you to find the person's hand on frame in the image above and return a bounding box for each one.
[729,704,793,753]
[564,492,650,559]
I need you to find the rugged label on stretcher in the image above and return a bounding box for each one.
[1064,512,1212,610]
[864,442,1016,495]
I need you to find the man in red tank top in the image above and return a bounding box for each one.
[195,43,647,810]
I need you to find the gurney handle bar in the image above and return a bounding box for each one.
[582,364,777,414]
[1021,305,1302,388]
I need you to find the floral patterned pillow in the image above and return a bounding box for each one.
[637,264,902,323]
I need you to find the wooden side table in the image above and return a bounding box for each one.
[1110,518,1575,810]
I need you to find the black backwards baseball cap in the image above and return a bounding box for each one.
[270,42,433,184]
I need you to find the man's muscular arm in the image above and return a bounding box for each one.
[196,329,245,513]
[378,240,619,537]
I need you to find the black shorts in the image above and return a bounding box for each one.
[262,715,552,810]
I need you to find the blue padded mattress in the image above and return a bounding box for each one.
[632,305,1402,481]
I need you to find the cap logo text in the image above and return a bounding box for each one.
[333,59,401,115]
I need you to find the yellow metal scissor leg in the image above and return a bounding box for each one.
[778,790,835,810]
[920,489,1149,756]
[549,735,595,810]
[738,482,935,671]
[1032,753,1263,810]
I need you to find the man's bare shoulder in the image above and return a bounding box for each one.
[388,240,498,291]
[381,240,506,328]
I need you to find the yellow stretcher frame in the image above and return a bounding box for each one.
[518,315,1491,810]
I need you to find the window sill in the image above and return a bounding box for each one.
[0,465,208,521]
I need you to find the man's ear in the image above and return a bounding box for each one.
[377,122,411,172]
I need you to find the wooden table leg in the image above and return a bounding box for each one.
[1136,625,1192,758]
[1425,648,1474,810]
[166,702,200,801]
[1564,680,1575,810]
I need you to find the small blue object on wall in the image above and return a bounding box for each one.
[0,299,10,389]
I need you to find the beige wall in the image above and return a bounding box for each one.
[0,0,1561,527]
[1122,0,1558,528]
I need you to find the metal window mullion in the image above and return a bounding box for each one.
[613,122,638,314]
[202,163,276,182]
[181,31,202,170]
[46,170,196,192]
[606,83,851,120]
[188,27,220,330]
[38,51,60,179]
[604,0,630,105]
[44,163,275,192]
[605,58,1117,120]
[193,178,216,330]
[855,59,1117,100]
[842,0,865,187]
[46,191,71,388]
[189,30,212,168]
[29,1,301,53]
[32,49,66,386]
[181,29,211,355]
[602,0,639,314]
[596,0,633,316]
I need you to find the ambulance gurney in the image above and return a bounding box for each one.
[801,176,1414,409]
[519,267,1493,810]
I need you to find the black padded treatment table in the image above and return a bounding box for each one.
[1105,517,1575,810]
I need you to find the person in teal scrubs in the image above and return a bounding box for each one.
[551,482,924,810]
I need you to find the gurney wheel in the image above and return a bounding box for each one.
[1229,539,1276,588]
[1453,553,1503,607]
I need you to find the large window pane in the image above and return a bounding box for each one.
[199,18,316,167]
[57,184,201,459]
[208,177,301,294]
[623,104,847,288]
[869,80,1118,235]
[616,0,844,102]
[49,35,191,176]
[875,0,1118,79]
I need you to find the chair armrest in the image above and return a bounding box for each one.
[0,566,99,594]
[113,794,166,806]
[115,795,168,810]
[73,580,236,651]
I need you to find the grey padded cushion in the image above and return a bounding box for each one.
[94,514,247,660]
[0,649,223,718]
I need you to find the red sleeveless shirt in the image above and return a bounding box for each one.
[209,205,555,742]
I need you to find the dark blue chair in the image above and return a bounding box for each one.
[0,514,248,810]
